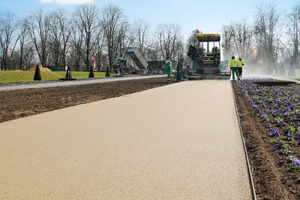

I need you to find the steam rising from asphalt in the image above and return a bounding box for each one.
[235,61,300,80]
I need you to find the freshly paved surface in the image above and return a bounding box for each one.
[0,80,252,199]
[0,75,166,92]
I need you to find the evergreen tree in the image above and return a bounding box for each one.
[34,65,42,81]
[105,67,110,77]
[89,66,94,78]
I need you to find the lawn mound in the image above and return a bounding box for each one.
[27,66,52,72]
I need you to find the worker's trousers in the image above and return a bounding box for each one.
[167,70,171,83]
[176,69,181,82]
[238,67,243,78]
[231,67,240,80]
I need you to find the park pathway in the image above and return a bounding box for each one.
[0,80,252,199]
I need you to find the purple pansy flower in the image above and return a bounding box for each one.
[292,158,300,167]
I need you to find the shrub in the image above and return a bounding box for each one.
[34,65,42,81]
[89,66,94,78]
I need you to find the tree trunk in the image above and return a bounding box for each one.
[19,45,24,70]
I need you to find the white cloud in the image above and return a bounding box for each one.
[41,0,94,4]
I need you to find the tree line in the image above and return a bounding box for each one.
[221,3,300,73]
[0,4,184,72]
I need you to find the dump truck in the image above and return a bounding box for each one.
[112,58,127,75]
[184,33,230,80]
[126,47,148,74]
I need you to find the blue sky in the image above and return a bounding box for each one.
[1,0,299,41]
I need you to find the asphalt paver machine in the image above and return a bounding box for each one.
[185,33,230,80]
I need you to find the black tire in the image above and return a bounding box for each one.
[213,69,221,75]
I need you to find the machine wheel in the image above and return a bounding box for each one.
[183,69,189,79]
[196,68,204,74]
[213,69,221,75]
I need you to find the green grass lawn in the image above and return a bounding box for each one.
[0,71,110,83]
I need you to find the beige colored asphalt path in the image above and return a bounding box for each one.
[0,80,252,200]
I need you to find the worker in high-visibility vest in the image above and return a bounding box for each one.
[229,56,240,81]
[238,57,244,78]
[165,57,172,83]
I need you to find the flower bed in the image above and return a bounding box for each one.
[236,79,300,179]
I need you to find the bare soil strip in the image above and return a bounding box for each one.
[0,77,174,123]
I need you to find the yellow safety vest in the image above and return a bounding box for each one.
[229,59,239,68]
[238,60,244,68]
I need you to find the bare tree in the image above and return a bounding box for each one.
[28,9,51,68]
[118,21,137,60]
[230,21,253,59]
[18,18,30,70]
[132,19,150,57]
[286,3,300,64]
[48,9,71,67]
[69,20,83,71]
[175,40,184,60]
[23,45,36,69]
[94,27,105,71]
[100,4,127,75]
[74,4,99,71]
[116,20,129,58]
[144,38,161,61]
[48,20,61,66]
[0,12,23,70]
[221,25,234,59]
[155,24,183,60]
[221,21,253,60]
[254,4,280,72]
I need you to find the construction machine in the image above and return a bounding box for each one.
[126,47,148,75]
[112,58,127,75]
[112,48,149,75]
[185,33,230,80]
